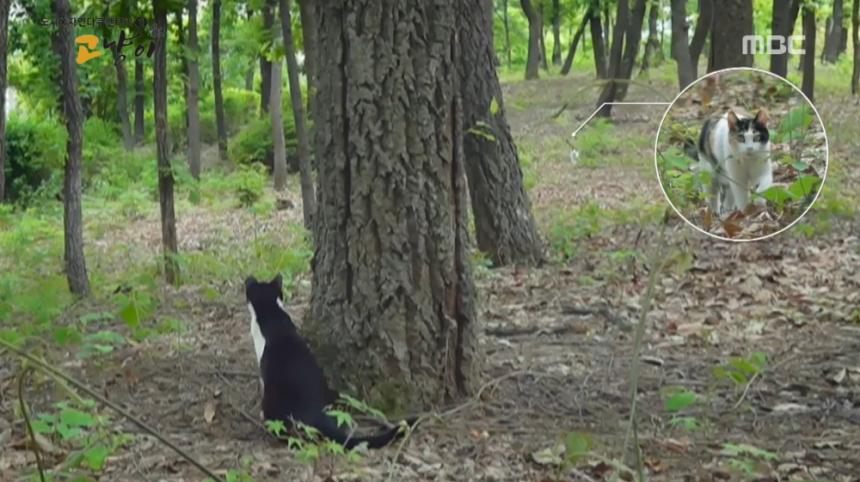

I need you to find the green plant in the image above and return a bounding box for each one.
[713,352,767,388]
[3,113,67,203]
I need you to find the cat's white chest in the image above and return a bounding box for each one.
[247,303,265,365]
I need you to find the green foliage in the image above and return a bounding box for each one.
[2,114,67,203]
[573,119,622,167]
[227,114,298,168]
[83,117,124,176]
[713,352,767,388]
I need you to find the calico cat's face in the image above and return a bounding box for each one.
[727,110,770,155]
[245,274,284,307]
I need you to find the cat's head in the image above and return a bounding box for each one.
[727,110,770,154]
[245,274,284,308]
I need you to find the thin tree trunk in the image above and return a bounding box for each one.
[176,10,188,129]
[212,0,228,160]
[823,0,844,62]
[522,0,542,79]
[503,0,512,67]
[186,0,201,178]
[802,5,816,101]
[561,8,591,75]
[245,7,255,91]
[589,1,608,77]
[458,0,544,266]
[279,0,315,228]
[641,0,662,72]
[308,0,479,408]
[597,0,649,118]
[154,0,178,285]
[134,59,145,145]
[770,0,800,77]
[551,0,562,65]
[113,53,134,151]
[707,0,753,72]
[51,0,90,295]
[689,0,713,76]
[671,0,695,89]
[852,0,859,94]
[270,56,287,190]
[297,0,317,114]
[260,0,274,114]
[0,0,9,203]
[539,4,549,70]
[603,3,612,50]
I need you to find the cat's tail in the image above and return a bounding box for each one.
[312,414,418,449]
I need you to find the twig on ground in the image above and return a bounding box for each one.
[18,366,46,482]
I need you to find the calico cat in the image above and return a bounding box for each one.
[696,109,773,216]
[245,274,414,449]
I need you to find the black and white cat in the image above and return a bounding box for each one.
[245,274,414,449]
[696,110,773,216]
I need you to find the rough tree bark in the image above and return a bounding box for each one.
[522,0,542,79]
[186,0,201,178]
[589,0,608,78]
[595,0,647,118]
[260,0,274,114]
[551,0,562,65]
[823,0,844,62]
[671,0,695,89]
[0,0,8,203]
[134,59,145,145]
[853,0,859,94]
[802,4,816,101]
[51,0,91,295]
[153,0,179,285]
[212,0,228,160]
[770,0,800,78]
[689,0,713,76]
[297,0,317,114]
[458,0,544,267]
[561,7,591,75]
[308,0,479,409]
[269,48,287,191]
[279,0,315,228]
[707,0,753,72]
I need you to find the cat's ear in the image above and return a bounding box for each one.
[754,109,768,126]
[272,273,284,292]
[727,111,739,131]
[245,276,258,290]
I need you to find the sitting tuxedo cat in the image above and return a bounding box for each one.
[696,109,773,216]
[245,274,413,449]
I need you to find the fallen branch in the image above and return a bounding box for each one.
[18,366,46,482]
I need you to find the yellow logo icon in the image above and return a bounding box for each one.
[75,35,102,64]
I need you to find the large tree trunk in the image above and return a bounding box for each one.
[589,1,608,77]
[561,8,591,75]
[113,54,134,151]
[503,0,512,67]
[641,0,662,72]
[802,5,816,102]
[260,0,275,114]
[212,0,228,160]
[279,0,315,227]
[822,0,844,62]
[689,0,713,76]
[596,0,647,118]
[154,0,179,285]
[270,52,287,191]
[0,0,8,203]
[852,0,859,94]
[707,0,753,72]
[134,59,145,145]
[308,0,479,409]
[458,0,544,267]
[186,0,201,178]
[671,0,695,89]
[51,0,90,295]
[770,0,800,78]
[522,0,542,79]
[551,0,562,65]
[297,0,317,114]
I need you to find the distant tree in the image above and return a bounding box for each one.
[589,0,608,77]
[259,0,275,114]
[153,0,179,285]
[297,0,317,113]
[186,0,201,178]
[134,60,145,144]
[853,0,859,94]
[640,0,663,72]
[502,0,513,67]
[269,42,287,191]
[539,1,549,69]
[801,3,816,101]
[51,0,90,295]
[278,0,315,227]
[707,0,753,71]
[458,0,544,266]
[244,7,255,91]
[521,0,542,79]
[0,0,8,203]
[770,0,800,78]
[551,0,562,65]
[689,0,713,76]
[822,0,845,62]
[109,0,133,151]
[595,0,648,118]
[308,0,479,408]
[670,0,695,89]
[212,0,228,161]
[561,6,591,75]
[175,9,188,128]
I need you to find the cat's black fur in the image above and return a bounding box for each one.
[245,274,414,449]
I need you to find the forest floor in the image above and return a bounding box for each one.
[2,69,860,482]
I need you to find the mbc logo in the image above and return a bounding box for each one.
[742,35,806,55]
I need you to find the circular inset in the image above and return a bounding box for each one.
[654,67,828,242]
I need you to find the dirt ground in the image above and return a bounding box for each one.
[2,73,860,482]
